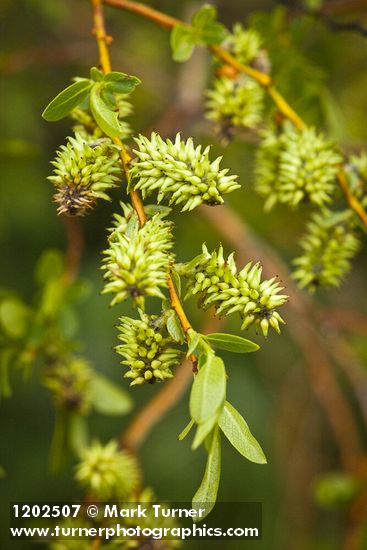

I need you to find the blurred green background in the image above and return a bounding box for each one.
[1,1,367,549]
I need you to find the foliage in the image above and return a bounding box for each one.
[3,1,367,546]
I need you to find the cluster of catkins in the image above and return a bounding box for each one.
[206,25,266,139]
[253,121,362,290]
[47,88,289,390]
[204,18,364,293]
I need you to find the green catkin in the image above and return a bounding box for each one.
[292,209,361,292]
[181,245,288,336]
[129,132,240,211]
[42,357,92,414]
[48,132,120,216]
[108,487,181,549]
[75,440,140,499]
[205,24,265,136]
[205,75,264,132]
[224,24,263,65]
[102,206,174,307]
[115,312,181,385]
[255,123,342,210]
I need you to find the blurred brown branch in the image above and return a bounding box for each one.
[62,216,84,284]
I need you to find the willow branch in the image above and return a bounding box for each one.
[200,204,363,472]
[103,0,367,229]
[90,0,193,339]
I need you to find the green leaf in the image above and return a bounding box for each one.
[90,374,132,416]
[144,204,172,218]
[90,84,121,138]
[49,411,69,473]
[100,86,117,109]
[39,278,65,318]
[166,310,185,343]
[186,329,202,357]
[68,413,88,455]
[170,25,196,62]
[0,298,29,339]
[204,333,259,354]
[192,416,217,450]
[178,418,195,441]
[90,67,104,82]
[170,270,182,297]
[190,354,226,424]
[34,249,64,285]
[199,22,227,45]
[192,4,227,45]
[219,401,267,464]
[104,71,141,94]
[192,4,216,27]
[42,80,93,121]
[192,426,221,518]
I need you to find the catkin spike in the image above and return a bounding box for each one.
[255,123,342,210]
[75,440,140,499]
[116,311,181,385]
[180,245,288,336]
[129,132,240,211]
[292,209,360,292]
[102,206,174,308]
[48,132,120,216]
[206,75,264,133]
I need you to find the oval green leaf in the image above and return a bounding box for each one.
[90,375,132,415]
[90,84,121,138]
[204,333,259,354]
[166,310,185,344]
[219,401,267,464]
[170,25,196,62]
[42,80,93,121]
[192,5,216,27]
[189,354,226,424]
[104,72,141,94]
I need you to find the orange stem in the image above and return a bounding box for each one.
[90,0,192,335]
[103,0,367,229]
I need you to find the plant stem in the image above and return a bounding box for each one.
[103,0,367,230]
[62,216,84,283]
[90,0,193,338]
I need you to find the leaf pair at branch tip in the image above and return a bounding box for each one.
[42,69,141,138]
[170,4,227,63]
